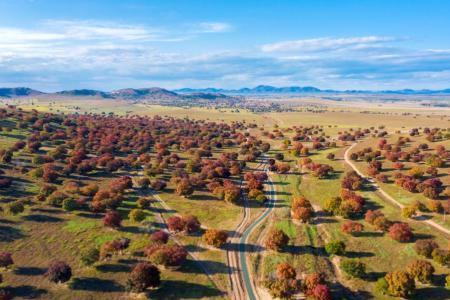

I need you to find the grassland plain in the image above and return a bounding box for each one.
[297,145,450,299]
[2,99,450,300]
[350,134,450,230]
[0,113,230,299]
[7,96,450,129]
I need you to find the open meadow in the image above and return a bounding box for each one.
[1,97,450,300]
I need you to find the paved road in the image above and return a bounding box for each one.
[238,167,276,300]
[226,157,279,300]
[344,142,450,237]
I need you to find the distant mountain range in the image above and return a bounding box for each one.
[175,85,450,95]
[0,87,234,103]
[1,85,450,101]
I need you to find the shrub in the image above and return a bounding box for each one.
[414,239,438,258]
[408,166,424,178]
[175,179,194,197]
[373,216,392,232]
[136,177,150,189]
[341,221,363,236]
[167,216,185,232]
[341,171,363,190]
[6,201,24,215]
[62,197,78,211]
[0,288,12,300]
[292,206,313,223]
[446,274,450,289]
[0,252,13,268]
[265,229,289,251]
[388,223,413,242]
[80,183,99,196]
[126,262,160,292]
[45,261,72,283]
[137,197,151,209]
[145,244,188,267]
[80,247,100,266]
[276,263,296,280]
[103,210,122,228]
[150,230,169,244]
[129,209,146,222]
[384,270,415,298]
[46,190,67,207]
[401,206,416,219]
[202,229,228,248]
[323,197,341,215]
[182,215,201,234]
[341,259,366,278]
[406,260,434,283]
[432,249,450,266]
[325,240,346,256]
[224,187,240,204]
[375,277,388,295]
[100,238,130,259]
[302,272,325,294]
[427,200,443,213]
[255,194,267,204]
[263,279,291,299]
[312,284,332,300]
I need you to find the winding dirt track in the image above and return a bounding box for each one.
[344,143,450,237]
[134,169,222,293]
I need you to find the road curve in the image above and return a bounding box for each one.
[239,167,277,300]
[344,142,450,237]
[227,159,266,300]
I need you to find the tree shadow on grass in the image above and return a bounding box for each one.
[14,266,46,276]
[223,242,264,253]
[0,218,16,224]
[149,280,224,299]
[411,287,450,300]
[330,281,373,300]
[188,194,215,201]
[314,217,338,225]
[95,263,131,273]
[69,277,124,292]
[413,233,434,242]
[364,271,387,282]
[149,206,176,214]
[0,224,26,242]
[121,225,148,234]
[76,212,103,219]
[30,207,64,215]
[184,244,207,253]
[343,250,375,258]
[10,285,47,299]
[117,258,139,265]
[283,245,328,257]
[354,231,384,238]
[22,214,63,223]
[178,259,235,275]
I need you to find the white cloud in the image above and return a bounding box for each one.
[1,21,450,91]
[196,22,232,33]
[43,20,161,41]
[261,36,396,53]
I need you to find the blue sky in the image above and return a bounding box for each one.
[1,0,450,91]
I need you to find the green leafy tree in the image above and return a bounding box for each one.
[325,240,346,256]
[340,259,366,278]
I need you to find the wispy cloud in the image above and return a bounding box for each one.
[261,36,397,53]
[1,20,450,91]
[195,22,232,33]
